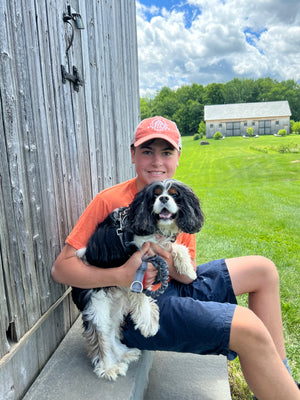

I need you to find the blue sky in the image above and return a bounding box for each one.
[136,0,300,96]
[139,0,201,28]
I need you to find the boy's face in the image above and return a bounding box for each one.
[131,139,180,191]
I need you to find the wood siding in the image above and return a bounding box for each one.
[0,1,139,398]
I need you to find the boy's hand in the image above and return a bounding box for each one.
[149,242,196,284]
[121,242,158,287]
[149,243,174,269]
[143,263,158,288]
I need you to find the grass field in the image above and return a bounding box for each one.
[174,134,300,399]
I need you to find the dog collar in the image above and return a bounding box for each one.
[130,260,148,293]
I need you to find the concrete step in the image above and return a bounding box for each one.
[23,317,232,400]
[145,352,232,400]
[23,317,154,400]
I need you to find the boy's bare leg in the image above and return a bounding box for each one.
[230,306,300,399]
[227,256,299,399]
[227,255,285,358]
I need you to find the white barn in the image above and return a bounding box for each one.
[204,101,291,138]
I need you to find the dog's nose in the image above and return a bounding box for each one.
[159,196,169,204]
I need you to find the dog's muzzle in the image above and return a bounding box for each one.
[154,195,178,221]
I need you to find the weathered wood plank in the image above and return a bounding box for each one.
[0,0,140,381]
[0,0,35,341]
[0,106,11,357]
[0,291,77,400]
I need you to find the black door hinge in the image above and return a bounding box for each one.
[61,65,83,92]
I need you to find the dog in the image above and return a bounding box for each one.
[72,179,204,380]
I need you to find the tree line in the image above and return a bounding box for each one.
[140,78,300,136]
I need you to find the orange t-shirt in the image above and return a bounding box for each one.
[66,177,196,260]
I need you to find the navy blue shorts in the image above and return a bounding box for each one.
[122,258,238,360]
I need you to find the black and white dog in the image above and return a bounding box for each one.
[72,179,204,380]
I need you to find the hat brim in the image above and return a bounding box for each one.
[133,133,181,151]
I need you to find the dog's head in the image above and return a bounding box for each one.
[126,179,204,237]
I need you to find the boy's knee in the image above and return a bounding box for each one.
[254,256,279,288]
[229,306,274,354]
[262,256,279,284]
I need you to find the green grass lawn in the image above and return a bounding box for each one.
[174,134,300,399]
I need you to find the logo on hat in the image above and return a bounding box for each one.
[148,117,170,132]
[132,116,181,151]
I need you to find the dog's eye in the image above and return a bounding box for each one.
[154,187,163,197]
[168,187,179,197]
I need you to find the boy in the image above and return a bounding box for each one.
[52,116,300,399]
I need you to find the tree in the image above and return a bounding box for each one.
[176,83,204,104]
[223,78,256,104]
[151,86,179,119]
[254,77,277,102]
[174,99,203,136]
[292,121,300,134]
[204,83,224,105]
[140,97,153,120]
[198,121,206,138]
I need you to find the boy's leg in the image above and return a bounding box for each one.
[226,255,286,359]
[227,256,300,398]
[229,306,300,399]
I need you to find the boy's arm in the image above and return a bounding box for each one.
[51,243,153,289]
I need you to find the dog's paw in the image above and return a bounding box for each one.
[94,361,128,381]
[185,268,197,280]
[172,243,197,280]
[132,311,160,337]
[129,293,160,337]
[115,362,129,377]
[122,348,141,363]
[137,319,159,338]
[177,265,197,280]
[135,302,160,337]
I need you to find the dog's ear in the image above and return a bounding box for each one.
[126,187,157,235]
[176,184,204,234]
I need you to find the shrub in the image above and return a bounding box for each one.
[292,121,300,134]
[198,121,206,138]
[278,143,299,153]
[246,127,254,136]
[290,120,295,131]
[277,129,287,136]
[213,131,223,140]
[193,133,200,141]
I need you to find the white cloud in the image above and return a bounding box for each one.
[136,0,300,97]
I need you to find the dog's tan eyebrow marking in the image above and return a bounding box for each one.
[168,187,178,196]
[154,187,163,195]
